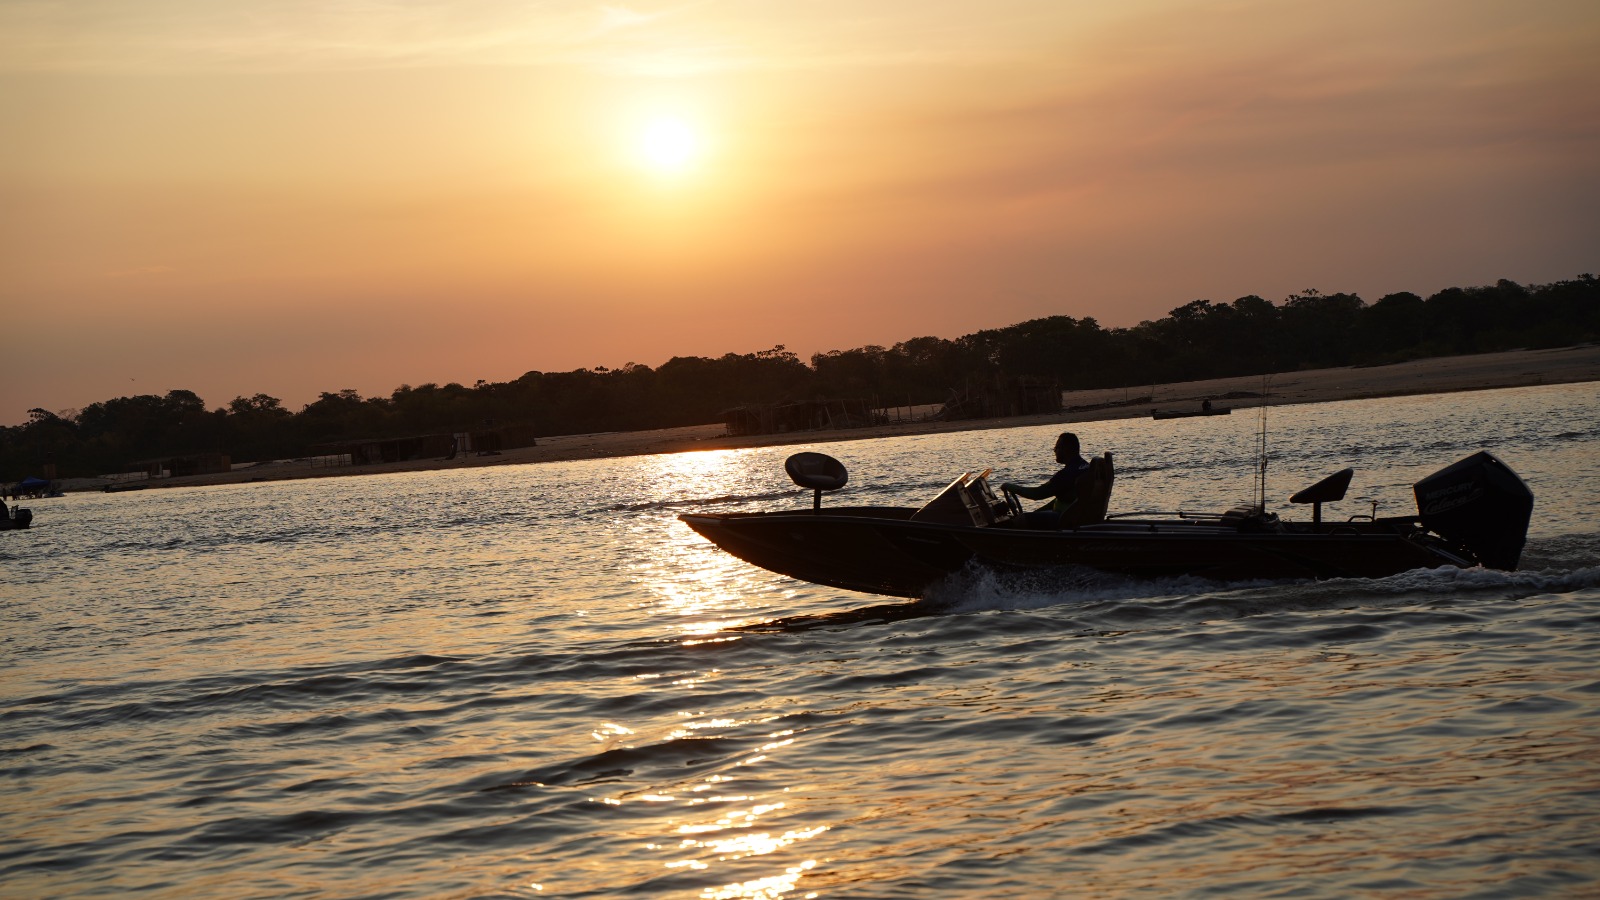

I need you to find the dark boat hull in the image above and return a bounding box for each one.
[682,508,953,598]
[681,509,1465,599]
[1152,408,1231,420]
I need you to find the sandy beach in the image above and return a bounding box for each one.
[89,345,1599,491]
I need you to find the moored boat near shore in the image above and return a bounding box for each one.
[1152,406,1231,419]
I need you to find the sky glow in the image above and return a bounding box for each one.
[1,1,1596,422]
[636,117,701,175]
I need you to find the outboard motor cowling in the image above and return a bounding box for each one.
[1413,451,1533,570]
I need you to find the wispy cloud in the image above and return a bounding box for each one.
[0,0,1071,74]
[0,1,620,72]
[598,5,657,31]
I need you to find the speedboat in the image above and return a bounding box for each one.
[680,450,1534,598]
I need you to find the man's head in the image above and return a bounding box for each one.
[1054,432,1080,463]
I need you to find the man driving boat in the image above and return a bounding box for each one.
[1001,432,1090,528]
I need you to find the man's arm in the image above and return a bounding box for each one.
[1003,464,1084,501]
[1000,479,1053,500]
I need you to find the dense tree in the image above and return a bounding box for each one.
[1279,291,1366,369]
[1356,292,1427,361]
[224,394,294,461]
[3,275,1596,480]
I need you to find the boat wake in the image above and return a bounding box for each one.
[691,510,1598,639]
[920,553,1600,628]
[923,561,1276,611]
[724,550,1600,639]
[728,597,949,633]
[1519,532,1600,571]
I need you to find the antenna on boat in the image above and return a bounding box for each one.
[1253,375,1273,511]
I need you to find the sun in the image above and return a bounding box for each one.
[635,117,701,175]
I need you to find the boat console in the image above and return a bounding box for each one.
[910,471,1014,527]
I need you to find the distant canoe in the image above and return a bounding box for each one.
[1151,407,1231,420]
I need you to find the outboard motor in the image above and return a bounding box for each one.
[1413,451,1533,570]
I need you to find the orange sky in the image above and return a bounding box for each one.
[2,0,1597,424]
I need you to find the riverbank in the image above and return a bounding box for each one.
[74,344,1600,491]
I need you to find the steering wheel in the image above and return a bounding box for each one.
[1001,487,1024,519]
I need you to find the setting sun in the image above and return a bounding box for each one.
[636,117,702,175]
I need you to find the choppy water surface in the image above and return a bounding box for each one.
[4,383,1600,899]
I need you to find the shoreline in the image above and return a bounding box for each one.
[64,345,1600,491]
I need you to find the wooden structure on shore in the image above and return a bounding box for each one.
[315,423,540,466]
[722,399,882,436]
[936,376,1062,421]
[133,452,232,478]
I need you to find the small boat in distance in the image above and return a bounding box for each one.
[681,450,1534,599]
[1,503,33,530]
[1152,399,1231,419]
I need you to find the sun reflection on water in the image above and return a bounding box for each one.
[698,858,822,900]
[589,710,826,899]
[591,722,635,741]
[639,448,749,500]
[627,449,796,636]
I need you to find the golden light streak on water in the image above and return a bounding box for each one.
[624,447,822,641]
[640,448,749,499]
[592,722,635,741]
[700,856,822,900]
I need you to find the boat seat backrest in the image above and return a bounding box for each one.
[1059,453,1115,528]
[1289,467,1353,504]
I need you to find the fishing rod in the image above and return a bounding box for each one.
[1248,373,1273,509]
[1254,375,1273,511]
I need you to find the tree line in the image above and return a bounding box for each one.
[4,274,1595,480]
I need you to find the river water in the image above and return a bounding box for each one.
[4,382,1599,899]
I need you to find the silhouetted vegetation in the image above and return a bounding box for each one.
[4,275,1596,479]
